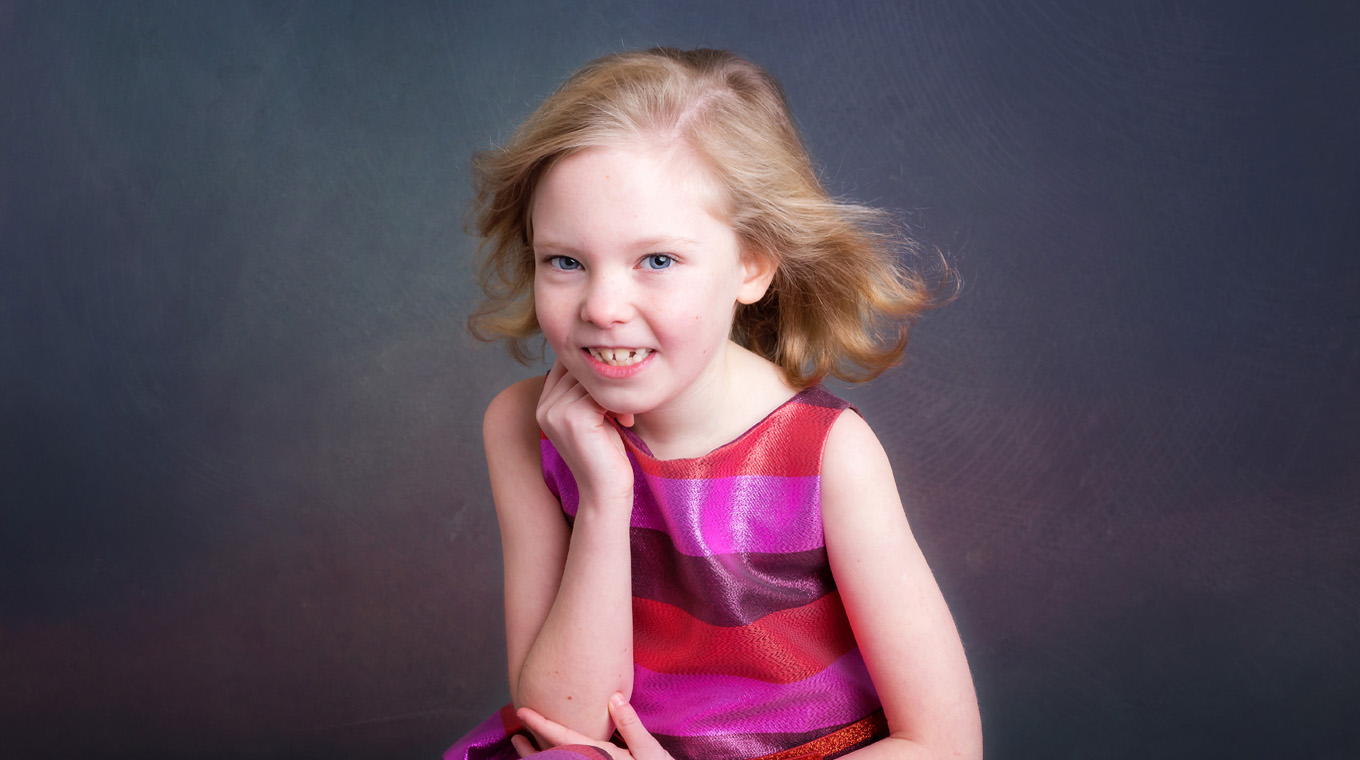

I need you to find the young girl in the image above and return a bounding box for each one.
[445,48,981,760]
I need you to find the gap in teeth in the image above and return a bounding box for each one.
[589,347,650,366]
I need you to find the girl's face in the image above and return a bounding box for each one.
[530,145,771,418]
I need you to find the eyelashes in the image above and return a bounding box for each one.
[546,255,582,271]
[541,254,675,271]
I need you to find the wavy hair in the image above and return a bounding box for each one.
[468,47,948,388]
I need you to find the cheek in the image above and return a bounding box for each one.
[652,289,736,347]
[533,285,570,343]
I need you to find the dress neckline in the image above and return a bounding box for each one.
[614,386,815,464]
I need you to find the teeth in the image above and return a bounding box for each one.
[588,347,651,366]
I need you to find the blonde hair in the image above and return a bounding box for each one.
[468,47,947,388]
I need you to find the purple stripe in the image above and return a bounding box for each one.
[542,440,577,507]
[630,649,880,738]
[653,730,793,760]
[631,527,834,626]
[797,385,854,410]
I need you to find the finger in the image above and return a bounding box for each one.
[539,381,590,418]
[608,694,670,760]
[516,707,595,748]
[537,371,599,426]
[511,733,537,758]
[548,358,567,380]
[541,373,605,419]
[539,359,571,402]
[539,389,608,437]
[612,412,635,428]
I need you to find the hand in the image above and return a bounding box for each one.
[536,361,634,505]
[511,693,674,760]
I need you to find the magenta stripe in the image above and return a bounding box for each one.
[631,473,824,556]
[630,648,879,738]
[443,710,511,760]
[546,445,825,557]
[545,450,827,559]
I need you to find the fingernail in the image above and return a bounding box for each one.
[609,693,625,708]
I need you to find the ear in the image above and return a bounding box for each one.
[737,247,777,305]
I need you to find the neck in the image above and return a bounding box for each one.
[628,342,795,460]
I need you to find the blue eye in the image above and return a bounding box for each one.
[643,254,673,270]
[549,255,582,271]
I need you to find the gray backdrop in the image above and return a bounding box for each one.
[3,2,1357,758]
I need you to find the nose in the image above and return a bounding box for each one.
[580,271,634,327]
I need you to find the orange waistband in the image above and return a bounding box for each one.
[749,709,889,760]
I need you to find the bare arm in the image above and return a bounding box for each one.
[821,412,983,760]
[485,370,634,742]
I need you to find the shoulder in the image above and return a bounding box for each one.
[484,376,545,437]
[821,408,899,520]
[483,376,546,465]
[823,406,882,458]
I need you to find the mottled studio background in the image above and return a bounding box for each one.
[2,1,1357,758]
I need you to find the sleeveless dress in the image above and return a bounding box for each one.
[444,386,887,760]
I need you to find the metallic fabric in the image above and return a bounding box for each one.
[445,387,886,760]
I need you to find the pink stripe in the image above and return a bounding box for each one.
[630,649,879,738]
[632,474,824,556]
[544,445,824,558]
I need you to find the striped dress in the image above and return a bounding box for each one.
[444,386,886,760]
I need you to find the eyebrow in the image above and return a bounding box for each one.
[635,236,701,251]
[532,236,701,254]
[530,240,580,255]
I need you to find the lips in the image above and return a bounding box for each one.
[584,347,652,366]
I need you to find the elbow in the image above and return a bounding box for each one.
[512,676,621,743]
[880,733,983,760]
[883,709,983,760]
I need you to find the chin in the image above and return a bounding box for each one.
[577,383,656,416]
[592,392,653,417]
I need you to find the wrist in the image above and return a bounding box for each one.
[576,482,635,517]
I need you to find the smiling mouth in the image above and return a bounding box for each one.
[585,347,652,366]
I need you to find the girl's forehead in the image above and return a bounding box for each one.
[544,142,727,208]
[545,143,707,188]
[530,145,733,241]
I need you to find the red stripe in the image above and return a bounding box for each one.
[648,710,886,759]
[624,404,842,479]
[498,702,522,737]
[541,392,848,480]
[632,591,857,684]
[748,710,889,760]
